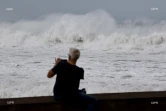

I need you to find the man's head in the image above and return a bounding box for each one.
[68,48,80,61]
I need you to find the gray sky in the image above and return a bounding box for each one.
[0,0,165,22]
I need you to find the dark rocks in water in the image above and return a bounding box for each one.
[48,38,62,43]
[75,37,84,43]
[77,39,83,43]
[55,38,62,43]
[73,36,84,43]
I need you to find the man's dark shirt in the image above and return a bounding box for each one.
[52,60,84,97]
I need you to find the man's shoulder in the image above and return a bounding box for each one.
[70,64,84,73]
[77,67,84,73]
[79,67,84,71]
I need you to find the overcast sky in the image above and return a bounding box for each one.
[0,0,165,22]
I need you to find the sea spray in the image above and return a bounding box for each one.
[0,10,166,52]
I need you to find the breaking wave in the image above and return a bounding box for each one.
[0,10,166,51]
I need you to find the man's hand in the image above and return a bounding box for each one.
[55,58,62,65]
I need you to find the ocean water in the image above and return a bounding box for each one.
[1,10,166,98]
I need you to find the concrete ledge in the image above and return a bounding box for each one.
[0,91,166,111]
[1,91,166,105]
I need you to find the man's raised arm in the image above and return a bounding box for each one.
[47,58,61,78]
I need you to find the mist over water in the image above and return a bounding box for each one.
[0,10,166,51]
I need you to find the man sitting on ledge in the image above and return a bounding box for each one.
[47,48,97,111]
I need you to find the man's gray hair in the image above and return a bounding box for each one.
[69,48,80,60]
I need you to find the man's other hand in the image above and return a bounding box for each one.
[55,58,62,65]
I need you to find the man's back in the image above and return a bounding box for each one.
[47,48,97,111]
[52,60,84,96]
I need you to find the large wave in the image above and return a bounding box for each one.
[0,10,166,51]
